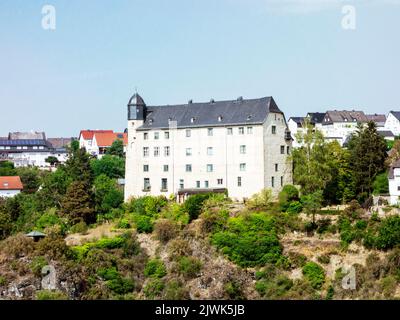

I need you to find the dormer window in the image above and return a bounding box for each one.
[3,182,8,187]
[218,115,223,122]
[247,115,252,121]
[190,117,195,123]
[148,119,153,125]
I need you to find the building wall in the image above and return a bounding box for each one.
[124,113,292,202]
[385,113,400,137]
[389,167,400,205]
[320,122,360,146]
[0,189,20,198]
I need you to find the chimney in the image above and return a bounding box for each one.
[188,99,193,104]
[237,96,243,102]
[210,98,215,104]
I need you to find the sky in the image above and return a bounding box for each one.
[0,0,399,137]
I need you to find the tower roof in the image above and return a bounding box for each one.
[128,93,146,106]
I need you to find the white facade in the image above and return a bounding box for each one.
[288,118,306,148]
[384,112,400,137]
[125,105,292,202]
[389,167,400,205]
[0,189,20,198]
[319,122,360,146]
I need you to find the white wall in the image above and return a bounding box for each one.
[385,113,400,137]
[389,167,400,205]
[0,189,21,198]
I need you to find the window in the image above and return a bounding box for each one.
[239,127,244,135]
[186,148,192,156]
[237,177,242,187]
[0,146,4,150]
[287,146,290,155]
[143,165,149,172]
[164,131,169,139]
[207,164,213,172]
[163,165,169,172]
[17,146,22,150]
[32,146,38,150]
[217,179,223,185]
[227,128,233,135]
[240,145,246,154]
[143,147,149,157]
[161,178,168,191]
[272,126,276,134]
[196,181,201,188]
[240,163,246,171]
[186,129,191,137]
[144,132,149,140]
[271,177,275,188]
[281,176,283,187]
[154,147,160,157]
[154,132,159,140]
[207,128,213,136]
[207,147,213,156]
[280,146,285,154]
[247,127,253,134]
[398,186,400,191]
[186,164,192,172]
[180,179,184,189]
[275,164,278,172]
[144,178,150,190]
[164,146,170,156]
[23,146,28,150]
[205,181,209,188]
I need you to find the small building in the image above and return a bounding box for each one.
[388,159,400,205]
[26,231,46,242]
[378,130,395,141]
[384,111,400,137]
[79,130,127,158]
[0,176,23,198]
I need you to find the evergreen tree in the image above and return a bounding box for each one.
[64,146,94,184]
[106,139,124,158]
[60,180,95,224]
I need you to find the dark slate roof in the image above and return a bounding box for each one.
[289,117,305,127]
[390,111,400,121]
[0,139,51,147]
[378,130,395,137]
[307,112,325,124]
[138,97,282,130]
[323,110,369,124]
[367,114,386,123]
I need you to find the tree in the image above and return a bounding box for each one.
[94,174,123,213]
[0,161,16,176]
[60,180,95,224]
[91,155,125,179]
[64,146,93,184]
[347,121,387,197]
[45,156,59,166]
[106,139,124,158]
[15,167,41,194]
[37,166,72,208]
[292,118,332,194]
[301,190,323,226]
[386,139,400,167]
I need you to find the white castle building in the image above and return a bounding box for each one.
[124,93,293,202]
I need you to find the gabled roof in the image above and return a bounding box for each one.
[79,130,113,140]
[94,132,127,147]
[8,132,46,140]
[390,111,400,121]
[0,176,23,190]
[378,130,395,137]
[389,159,400,179]
[307,112,326,124]
[47,138,74,148]
[288,117,305,127]
[323,110,369,124]
[137,96,282,130]
[366,114,386,123]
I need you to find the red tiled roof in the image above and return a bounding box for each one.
[0,176,23,190]
[94,132,127,147]
[79,130,113,140]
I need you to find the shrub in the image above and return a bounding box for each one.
[246,189,273,210]
[127,196,168,217]
[69,221,88,234]
[97,266,135,295]
[161,203,189,225]
[36,290,68,300]
[30,256,48,277]
[288,252,308,268]
[286,201,303,214]
[279,185,300,212]
[317,254,331,265]
[117,218,131,229]
[373,172,389,195]
[154,219,178,243]
[144,259,167,278]
[168,239,192,259]
[316,218,331,234]
[177,256,202,278]
[95,236,125,249]
[302,262,325,289]
[375,215,400,249]
[343,200,364,221]
[199,208,229,234]
[224,280,244,300]
[35,208,64,231]
[163,280,189,300]
[182,193,213,221]
[143,278,165,299]
[0,234,35,258]
[133,214,153,233]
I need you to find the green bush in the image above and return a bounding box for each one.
[286,201,303,214]
[97,266,135,295]
[373,172,389,195]
[117,218,131,229]
[182,193,213,221]
[0,276,6,286]
[163,280,189,300]
[211,213,282,267]
[177,256,202,278]
[36,290,68,300]
[302,262,325,289]
[69,221,88,234]
[35,208,64,231]
[224,280,244,300]
[316,218,331,234]
[154,219,178,243]
[133,214,153,233]
[375,215,400,249]
[246,189,273,210]
[143,278,165,299]
[128,196,168,217]
[279,185,300,212]
[30,256,48,277]
[144,259,167,278]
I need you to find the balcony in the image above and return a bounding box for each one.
[285,130,292,141]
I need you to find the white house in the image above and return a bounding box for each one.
[0,176,23,198]
[79,130,127,158]
[388,159,400,205]
[288,113,325,148]
[384,111,400,137]
[124,93,293,202]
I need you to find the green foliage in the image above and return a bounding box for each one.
[94,174,123,214]
[246,189,273,210]
[65,146,94,184]
[91,155,125,179]
[69,221,88,234]
[164,280,188,300]
[375,215,400,249]
[133,214,153,233]
[117,218,131,229]
[211,213,282,267]
[0,276,7,286]
[127,196,168,218]
[15,167,41,193]
[182,193,213,221]
[71,235,127,260]
[177,256,202,278]
[106,139,125,158]
[97,267,134,295]
[373,172,389,195]
[144,259,167,278]
[302,262,325,289]
[279,185,299,212]
[161,203,189,225]
[143,278,165,299]
[301,190,323,225]
[154,219,178,243]
[0,161,16,176]
[224,280,244,300]
[30,256,47,277]
[35,208,64,231]
[286,201,303,214]
[45,156,59,166]
[36,290,68,300]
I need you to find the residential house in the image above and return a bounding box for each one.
[288,117,305,148]
[79,130,127,158]
[0,176,23,198]
[124,93,293,202]
[388,159,400,205]
[384,111,400,137]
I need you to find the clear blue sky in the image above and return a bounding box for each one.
[1,0,399,137]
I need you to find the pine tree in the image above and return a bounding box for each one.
[64,146,94,184]
[60,180,95,224]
